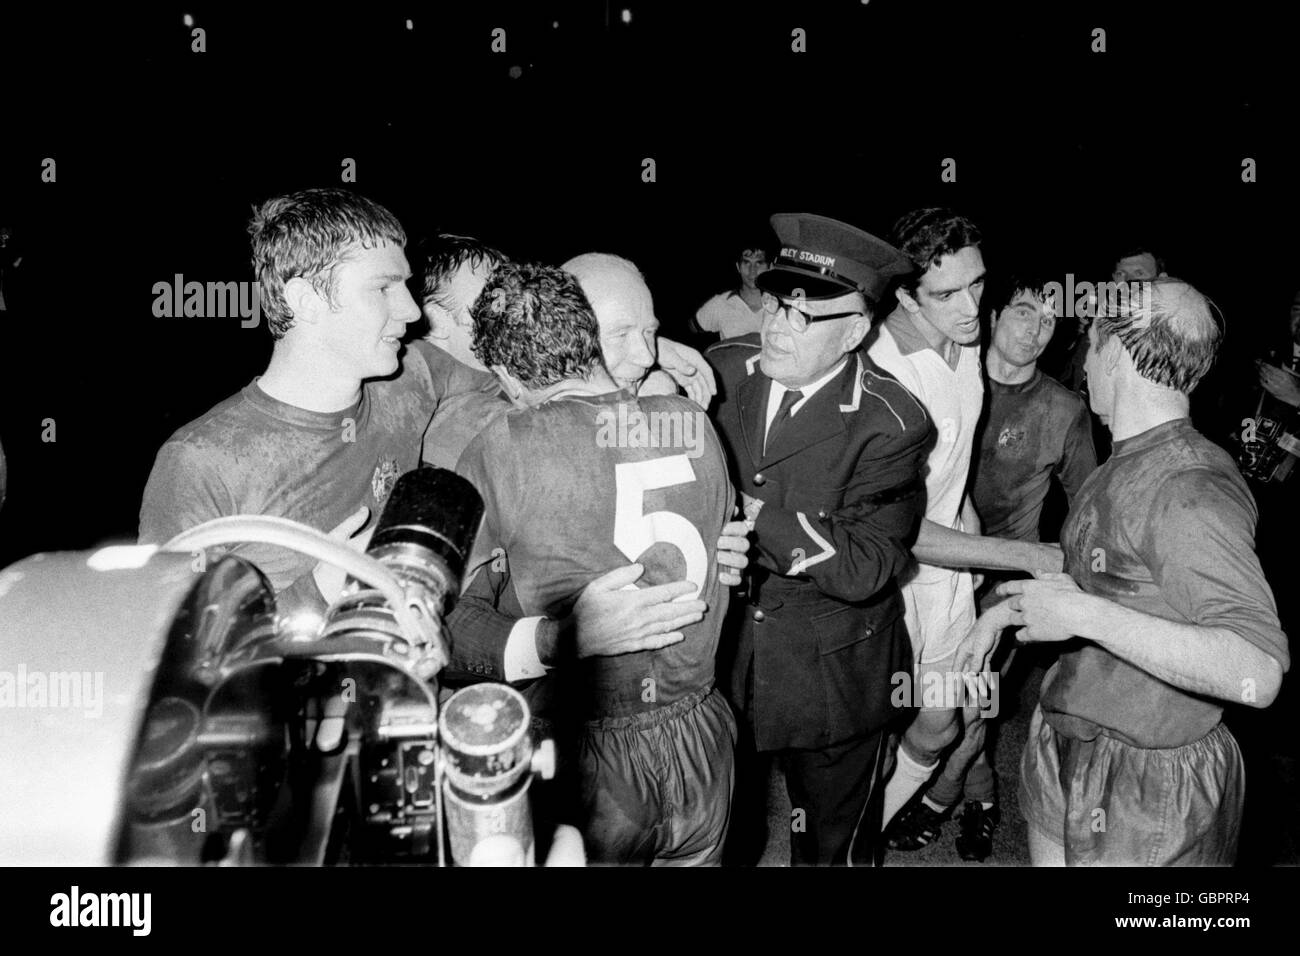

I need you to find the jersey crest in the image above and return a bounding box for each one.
[371,458,400,505]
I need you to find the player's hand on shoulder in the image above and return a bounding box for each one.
[568,563,705,658]
[637,369,679,397]
[656,337,717,409]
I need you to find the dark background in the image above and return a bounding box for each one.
[0,0,1295,565]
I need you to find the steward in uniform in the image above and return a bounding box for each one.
[707,213,932,865]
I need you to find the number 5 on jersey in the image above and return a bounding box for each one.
[613,457,708,601]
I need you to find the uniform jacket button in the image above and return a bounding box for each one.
[753,473,766,486]
[752,608,766,622]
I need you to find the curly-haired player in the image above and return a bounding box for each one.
[456,262,738,865]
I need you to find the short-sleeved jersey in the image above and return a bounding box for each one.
[457,388,734,718]
[138,340,493,595]
[696,291,764,340]
[1041,418,1289,748]
[971,371,1097,541]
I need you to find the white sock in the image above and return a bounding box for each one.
[920,795,949,814]
[881,746,939,830]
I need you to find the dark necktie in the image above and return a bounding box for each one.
[764,388,804,456]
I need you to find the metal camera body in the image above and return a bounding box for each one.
[0,467,552,866]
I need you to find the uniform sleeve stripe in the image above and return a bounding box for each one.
[789,512,837,575]
[861,381,905,431]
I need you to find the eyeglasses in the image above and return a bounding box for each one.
[761,291,864,334]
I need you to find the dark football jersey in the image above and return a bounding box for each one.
[971,371,1096,542]
[457,387,734,717]
[1040,418,1287,748]
[138,340,490,594]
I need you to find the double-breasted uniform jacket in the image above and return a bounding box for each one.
[707,334,933,752]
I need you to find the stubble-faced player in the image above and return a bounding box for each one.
[994,278,1288,865]
[456,262,737,865]
[708,214,932,865]
[867,209,1065,839]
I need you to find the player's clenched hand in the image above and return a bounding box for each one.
[997,572,1087,644]
[716,519,751,586]
[570,563,705,658]
[656,337,717,410]
[312,506,373,603]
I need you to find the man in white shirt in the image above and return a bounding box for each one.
[694,242,769,340]
[867,208,1063,846]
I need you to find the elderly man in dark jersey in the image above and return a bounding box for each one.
[988,278,1288,865]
